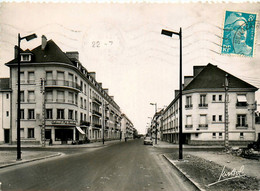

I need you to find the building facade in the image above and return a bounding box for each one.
[161,64,258,145]
[3,36,126,145]
[121,114,134,140]
[0,78,11,144]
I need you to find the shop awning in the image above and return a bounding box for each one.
[76,126,85,135]
[237,95,247,102]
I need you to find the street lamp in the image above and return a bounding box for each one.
[17,33,37,160]
[161,28,183,160]
[150,103,158,144]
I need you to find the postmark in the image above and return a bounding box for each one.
[221,11,257,57]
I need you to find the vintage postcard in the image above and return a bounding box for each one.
[0,1,260,191]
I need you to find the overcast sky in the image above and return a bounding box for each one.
[0,2,260,134]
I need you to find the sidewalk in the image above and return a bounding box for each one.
[0,140,122,169]
[155,140,260,191]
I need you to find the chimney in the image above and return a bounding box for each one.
[184,76,193,87]
[193,66,205,77]
[89,72,96,79]
[14,45,19,58]
[41,35,47,50]
[99,83,102,87]
[104,88,109,94]
[175,90,180,98]
[66,51,79,60]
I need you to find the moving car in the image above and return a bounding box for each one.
[143,137,153,145]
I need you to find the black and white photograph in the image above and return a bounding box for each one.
[0,1,260,190]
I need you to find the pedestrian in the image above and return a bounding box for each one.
[49,138,53,146]
[125,137,127,142]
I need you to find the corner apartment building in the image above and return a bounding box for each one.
[162,63,258,145]
[121,114,134,140]
[4,35,123,145]
[0,78,11,144]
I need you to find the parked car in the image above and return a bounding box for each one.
[143,137,153,145]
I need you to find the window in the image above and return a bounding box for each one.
[240,132,244,139]
[84,99,87,109]
[46,71,53,81]
[28,91,35,102]
[6,93,9,99]
[20,71,25,83]
[219,95,222,101]
[185,115,192,128]
[185,96,192,108]
[237,114,247,127]
[28,128,34,138]
[195,133,199,138]
[28,109,35,119]
[21,54,31,61]
[212,95,216,101]
[20,109,24,119]
[68,73,73,83]
[28,72,35,83]
[68,110,73,120]
[84,84,87,94]
[199,95,207,107]
[57,91,65,102]
[20,128,24,138]
[20,91,25,102]
[6,111,9,117]
[219,132,223,138]
[219,115,222,122]
[45,129,51,139]
[46,109,53,119]
[57,109,65,119]
[80,113,83,121]
[75,111,78,121]
[68,92,74,103]
[57,71,65,81]
[84,114,87,121]
[199,115,207,128]
[212,115,216,122]
[75,94,78,105]
[46,91,53,102]
[237,95,247,107]
[80,97,83,108]
[212,132,216,138]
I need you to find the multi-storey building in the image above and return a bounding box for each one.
[3,35,124,145]
[121,114,134,140]
[0,78,11,144]
[162,63,258,145]
[150,109,164,141]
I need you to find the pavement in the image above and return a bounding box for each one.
[0,139,122,169]
[154,140,260,191]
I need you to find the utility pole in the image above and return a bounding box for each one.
[41,78,46,147]
[224,74,229,150]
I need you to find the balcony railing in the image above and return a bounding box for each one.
[198,124,208,129]
[80,120,90,126]
[185,125,193,128]
[198,103,208,108]
[45,80,82,91]
[236,124,248,128]
[93,97,102,105]
[185,104,193,109]
[94,124,102,128]
[236,102,248,107]
[92,110,102,117]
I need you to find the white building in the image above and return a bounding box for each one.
[121,114,134,140]
[0,78,11,144]
[2,35,129,145]
[162,64,258,145]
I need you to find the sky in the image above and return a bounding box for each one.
[0,2,260,134]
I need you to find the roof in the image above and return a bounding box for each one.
[183,63,258,91]
[0,78,11,91]
[6,40,74,66]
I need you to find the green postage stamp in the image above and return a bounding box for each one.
[221,11,257,57]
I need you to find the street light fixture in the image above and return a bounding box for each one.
[161,28,183,160]
[17,33,37,160]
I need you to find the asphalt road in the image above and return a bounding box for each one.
[0,139,196,191]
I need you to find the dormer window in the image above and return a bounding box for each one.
[21,54,32,62]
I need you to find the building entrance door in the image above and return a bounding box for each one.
[4,129,9,143]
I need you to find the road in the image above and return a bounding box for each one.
[0,139,196,191]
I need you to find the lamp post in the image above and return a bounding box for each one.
[161,28,183,160]
[150,103,158,144]
[17,33,37,160]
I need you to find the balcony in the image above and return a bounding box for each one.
[236,102,248,108]
[185,104,193,109]
[236,124,248,128]
[45,80,81,91]
[94,123,102,128]
[80,120,90,126]
[185,125,193,128]
[198,103,208,108]
[198,124,208,130]
[92,110,102,117]
[93,97,102,105]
